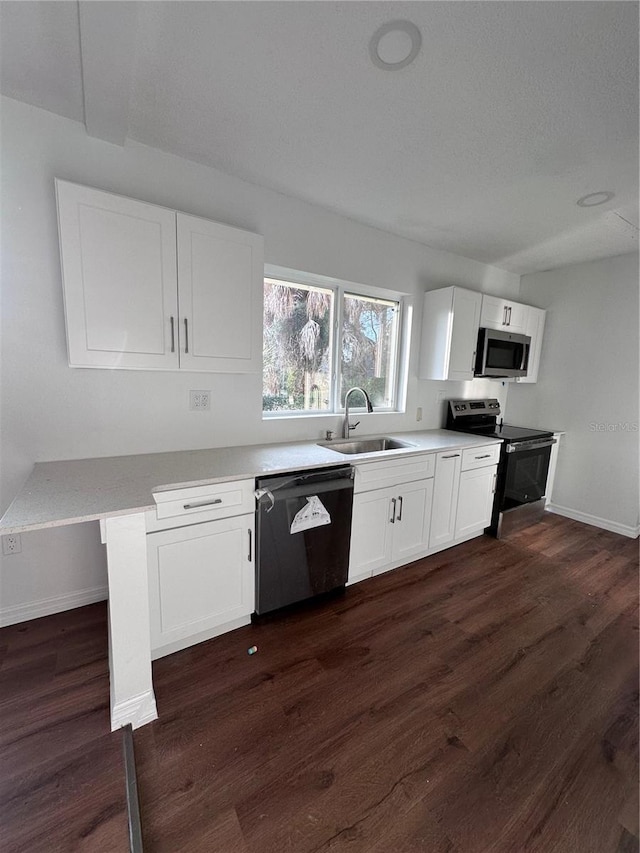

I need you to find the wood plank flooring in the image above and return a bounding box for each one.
[0,514,637,852]
[137,514,639,853]
[0,604,129,852]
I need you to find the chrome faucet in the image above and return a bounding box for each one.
[343,387,374,438]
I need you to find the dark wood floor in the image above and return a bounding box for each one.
[0,604,129,852]
[1,514,638,852]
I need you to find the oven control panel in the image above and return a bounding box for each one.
[448,398,501,417]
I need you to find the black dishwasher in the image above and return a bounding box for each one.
[255,466,354,615]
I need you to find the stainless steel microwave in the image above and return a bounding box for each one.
[474,327,531,378]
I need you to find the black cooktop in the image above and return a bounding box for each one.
[446,398,553,443]
[462,423,554,442]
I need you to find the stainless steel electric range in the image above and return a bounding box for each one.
[446,398,556,538]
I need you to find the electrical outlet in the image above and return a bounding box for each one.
[416,407,423,422]
[436,391,446,402]
[189,390,211,411]
[2,534,22,555]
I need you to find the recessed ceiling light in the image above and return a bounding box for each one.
[576,191,615,207]
[370,21,422,71]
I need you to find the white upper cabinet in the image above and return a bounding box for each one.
[479,295,528,334]
[176,213,263,373]
[56,179,179,370]
[419,286,482,381]
[56,180,264,373]
[516,305,546,384]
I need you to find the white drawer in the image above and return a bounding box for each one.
[461,444,501,471]
[354,453,435,493]
[146,478,255,532]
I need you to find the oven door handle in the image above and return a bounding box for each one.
[505,438,556,453]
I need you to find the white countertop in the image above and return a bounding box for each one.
[0,430,501,534]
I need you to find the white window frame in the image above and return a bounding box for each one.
[263,264,411,418]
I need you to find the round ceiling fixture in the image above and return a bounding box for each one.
[370,21,422,71]
[576,191,615,207]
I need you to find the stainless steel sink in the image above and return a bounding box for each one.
[319,437,416,455]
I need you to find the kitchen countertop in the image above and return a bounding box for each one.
[0,430,501,534]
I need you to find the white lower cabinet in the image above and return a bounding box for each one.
[146,479,255,659]
[148,516,254,658]
[429,451,462,549]
[391,478,435,565]
[349,479,434,582]
[349,488,394,580]
[348,454,436,583]
[455,466,496,538]
[429,444,499,548]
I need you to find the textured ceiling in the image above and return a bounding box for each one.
[1,1,638,274]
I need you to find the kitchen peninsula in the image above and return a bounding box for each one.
[0,430,501,731]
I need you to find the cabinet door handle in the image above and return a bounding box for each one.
[441,453,460,459]
[503,305,508,325]
[475,454,492,459]
[184,318,189,353]
[170,316,175,353]
[507,306,512,325]
[471,351,476,372]
[182,498,223,510]
[390,498,396,523]
[396,495,403,521]
[492,473,497,493]
[248,528,252,561]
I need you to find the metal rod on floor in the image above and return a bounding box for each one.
[122,724,144,853]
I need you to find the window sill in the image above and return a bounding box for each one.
[262,409,402,421]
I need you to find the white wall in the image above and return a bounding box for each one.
[507,252,639,537]
[0,97,520,623]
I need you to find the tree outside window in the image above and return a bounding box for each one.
[263,276,402,414]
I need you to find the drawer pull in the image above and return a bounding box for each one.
[475,454,492,459]
[442,454,460,459]
[182,498,223,510]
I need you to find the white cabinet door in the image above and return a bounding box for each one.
[479,295,507,329]
[506,301,528,334]
[480,295,528,334]
[56,180,179,370]
[348,488,394,583]
[449,288,482,380]
[419,286,481,381]
[177,213,264,373]
[147,514,254,653]
[390,478,434,565]
[455,466,496,539]
[517,306,546,384]
[429,451,462,549]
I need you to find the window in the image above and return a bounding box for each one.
[263,269,407,415]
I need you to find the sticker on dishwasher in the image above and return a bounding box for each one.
[290,496,331,534]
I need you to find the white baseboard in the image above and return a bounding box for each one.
[110,689,158,731]
[547,503,640,539]
[0,585,108,627]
